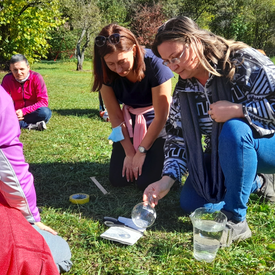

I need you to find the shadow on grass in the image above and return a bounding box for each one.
[52,108,99,118]
[30,161,190,233]
[33,66,60,70]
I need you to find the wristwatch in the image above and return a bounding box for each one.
[138,146,148,153]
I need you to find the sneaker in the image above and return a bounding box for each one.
[99,110,109,122]
[256,174,275,203]
[28,121,47,131]
[220,219,252,247]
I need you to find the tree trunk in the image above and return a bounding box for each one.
[77,61,82,71]
[76,28,91,71]
[76,29,86,71]
[77,51,84,71]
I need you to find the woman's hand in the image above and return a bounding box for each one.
[132,151,146,180]
[143,176,175,207]
[208,101,243,122]
[122,151,146,182]
[16,109,24,120]
[122,154,135,182]
[34,221,58,235]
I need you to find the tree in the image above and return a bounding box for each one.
[0,0,63,68]
[209,0,275,52]
[161,0,216,21]
[96,0,128,26]
[244,0,275,50]
[61,0,102,71]
[47,23,78,61]
[209,0,250,40]
[131,3,167,48]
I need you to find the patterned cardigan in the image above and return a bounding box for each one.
[162,47,275,183]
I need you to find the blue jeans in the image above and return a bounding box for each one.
[19,107,52,129]
[180,118,275,222]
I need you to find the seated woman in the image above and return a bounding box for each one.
[143,16,275,246]
[1,54,52,131]
[92,24,174,190]
[0,202,60,274]
[0,85,72,273]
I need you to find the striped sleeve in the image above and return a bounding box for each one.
[162,90,188,182]
[232,48,275,136]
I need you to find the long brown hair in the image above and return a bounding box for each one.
[92,24,146,91]
[152,16,248,80]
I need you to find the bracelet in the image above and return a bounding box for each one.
[242,104,253,126]
[242,104,249,118]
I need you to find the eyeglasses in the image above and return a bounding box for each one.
[162,46,188,66]
[95,33,121,47]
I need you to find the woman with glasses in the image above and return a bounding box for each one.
[92,24,174,190]
[143,16,275,246]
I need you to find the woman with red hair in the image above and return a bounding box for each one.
[93,24,173,190]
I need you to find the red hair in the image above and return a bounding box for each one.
[92,24,145,91]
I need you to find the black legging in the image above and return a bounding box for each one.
[109,137,165,190]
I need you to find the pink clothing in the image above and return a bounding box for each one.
[0,85,40,222]
[1,70,49,116]
[122,104,154,151]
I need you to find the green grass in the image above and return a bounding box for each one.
[1,61,275,274]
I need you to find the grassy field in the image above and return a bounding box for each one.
[0,60,275,274]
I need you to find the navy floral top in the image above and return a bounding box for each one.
[163,47,275,182]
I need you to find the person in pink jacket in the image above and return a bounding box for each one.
[0,86,72,273]
[1,54,52,130]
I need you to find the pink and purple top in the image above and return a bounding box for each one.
[0,85,40,222]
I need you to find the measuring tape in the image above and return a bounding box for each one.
[69,193,89,204]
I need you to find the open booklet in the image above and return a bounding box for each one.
[100,217,146,245]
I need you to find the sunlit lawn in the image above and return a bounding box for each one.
[0,59,275,274]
